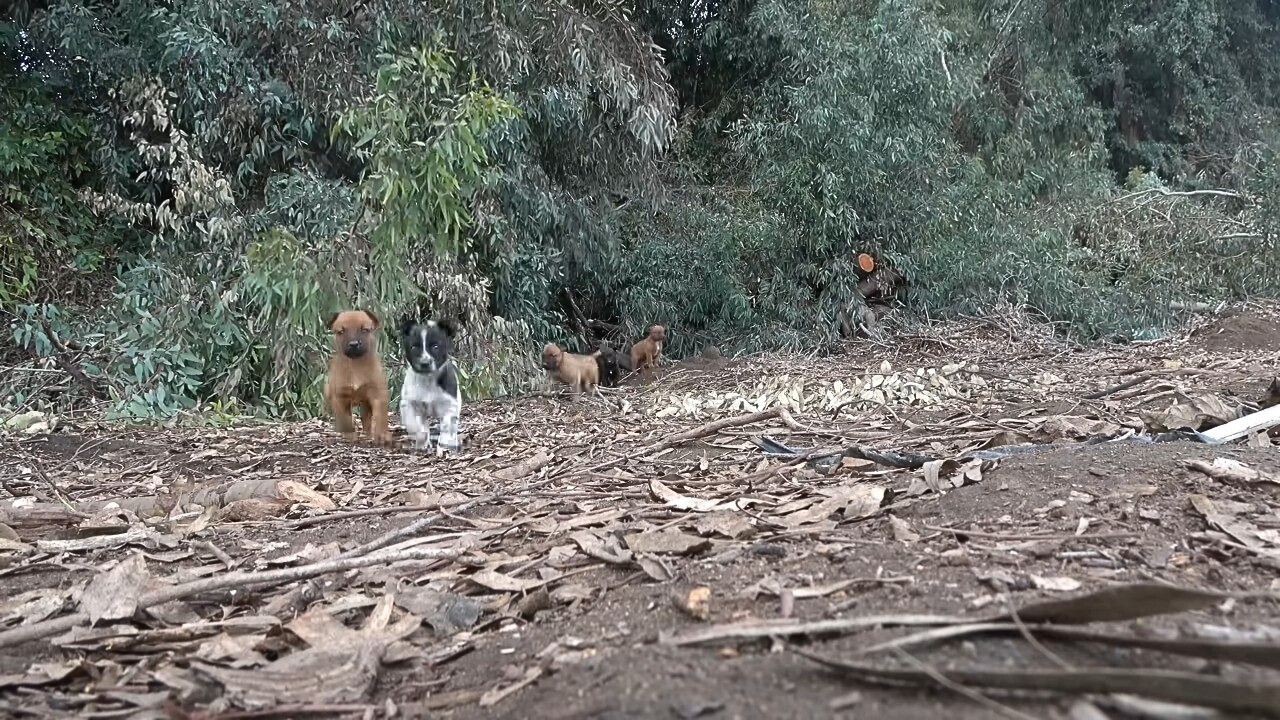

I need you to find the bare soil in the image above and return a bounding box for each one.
[3,306,1280,720]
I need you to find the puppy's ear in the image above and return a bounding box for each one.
[324,312,340,331]
[436,319,457,338]
[398,316,415,337]
[362,309,381,329]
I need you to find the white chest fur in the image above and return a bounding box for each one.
[401,367,459,415]
[399,364,462,453]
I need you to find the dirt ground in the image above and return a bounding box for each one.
[3,304,1280,720]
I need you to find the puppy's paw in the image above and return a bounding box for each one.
[435,429,463,455]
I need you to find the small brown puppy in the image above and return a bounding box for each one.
[629,324,667,372]
[323,309,392,445]
[542,342,600,397]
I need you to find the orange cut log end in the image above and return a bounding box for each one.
[856,253,876,273]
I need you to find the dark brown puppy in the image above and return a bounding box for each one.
[542,342,600,397]
[594,341,632,388]
[629,324,666,373]
[323,309,392,445]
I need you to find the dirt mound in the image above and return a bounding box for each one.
[1191,311,1280,353]
[628,346,734,386]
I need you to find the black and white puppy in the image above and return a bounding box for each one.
[398,317,462,455]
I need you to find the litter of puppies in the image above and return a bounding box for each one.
[331,311,673,450]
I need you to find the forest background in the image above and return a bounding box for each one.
[2,0,1279,422]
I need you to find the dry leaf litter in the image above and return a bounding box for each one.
[2,303,1280,719]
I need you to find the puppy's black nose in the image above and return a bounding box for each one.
[347,340,361,350]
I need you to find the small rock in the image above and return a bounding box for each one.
[4,410,45,431]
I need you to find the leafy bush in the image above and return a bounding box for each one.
[3,0,1280,421]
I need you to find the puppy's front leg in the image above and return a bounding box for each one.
[332,398,357,442]
[437,413,462,456]
[401,402,429,451]
[367,396,394,447]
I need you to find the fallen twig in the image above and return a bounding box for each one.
[662,582,1241,648]
[36,316,105,399]
[891,647,1040,720]
[924,524,1139,542]
[652,406,784,450]
[334,477,557,560]
[659,614,968,646]
[795,649,1280,718]
[0,546,460,649]
[852,621,1280,670]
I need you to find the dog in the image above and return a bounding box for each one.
[594,341,632,388]
[542,343,600,397]
[629,324,667,372]
[398,318,463,455]
[323,309,392,445]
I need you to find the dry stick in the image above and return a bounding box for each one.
[36,316,106,399]
[334,476,558,560]
[17,449,77,512]
[1004,597,1073,671]
[798,650,1280,718]
[655,406,784,449]
[924,524,1138,542]
[891,647,1041,720]
[1084,367,1207,400]
[578,406,788,477]
[0,546,459,649]
[180,704,375,720]
[287,498,483,530]
[1083,373,1154,400]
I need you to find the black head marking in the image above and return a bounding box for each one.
[401,319,454,375]
[434,319,457,338]
[398,315,416,339]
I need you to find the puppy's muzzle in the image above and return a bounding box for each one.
[344,340,367,358]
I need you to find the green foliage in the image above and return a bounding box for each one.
[0,36,106,308]
[3,0,1280,420]
[335,43,519,262]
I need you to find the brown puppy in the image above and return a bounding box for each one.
[323,309,392,445]
[629,324,667,372]
[541,342,600,397]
